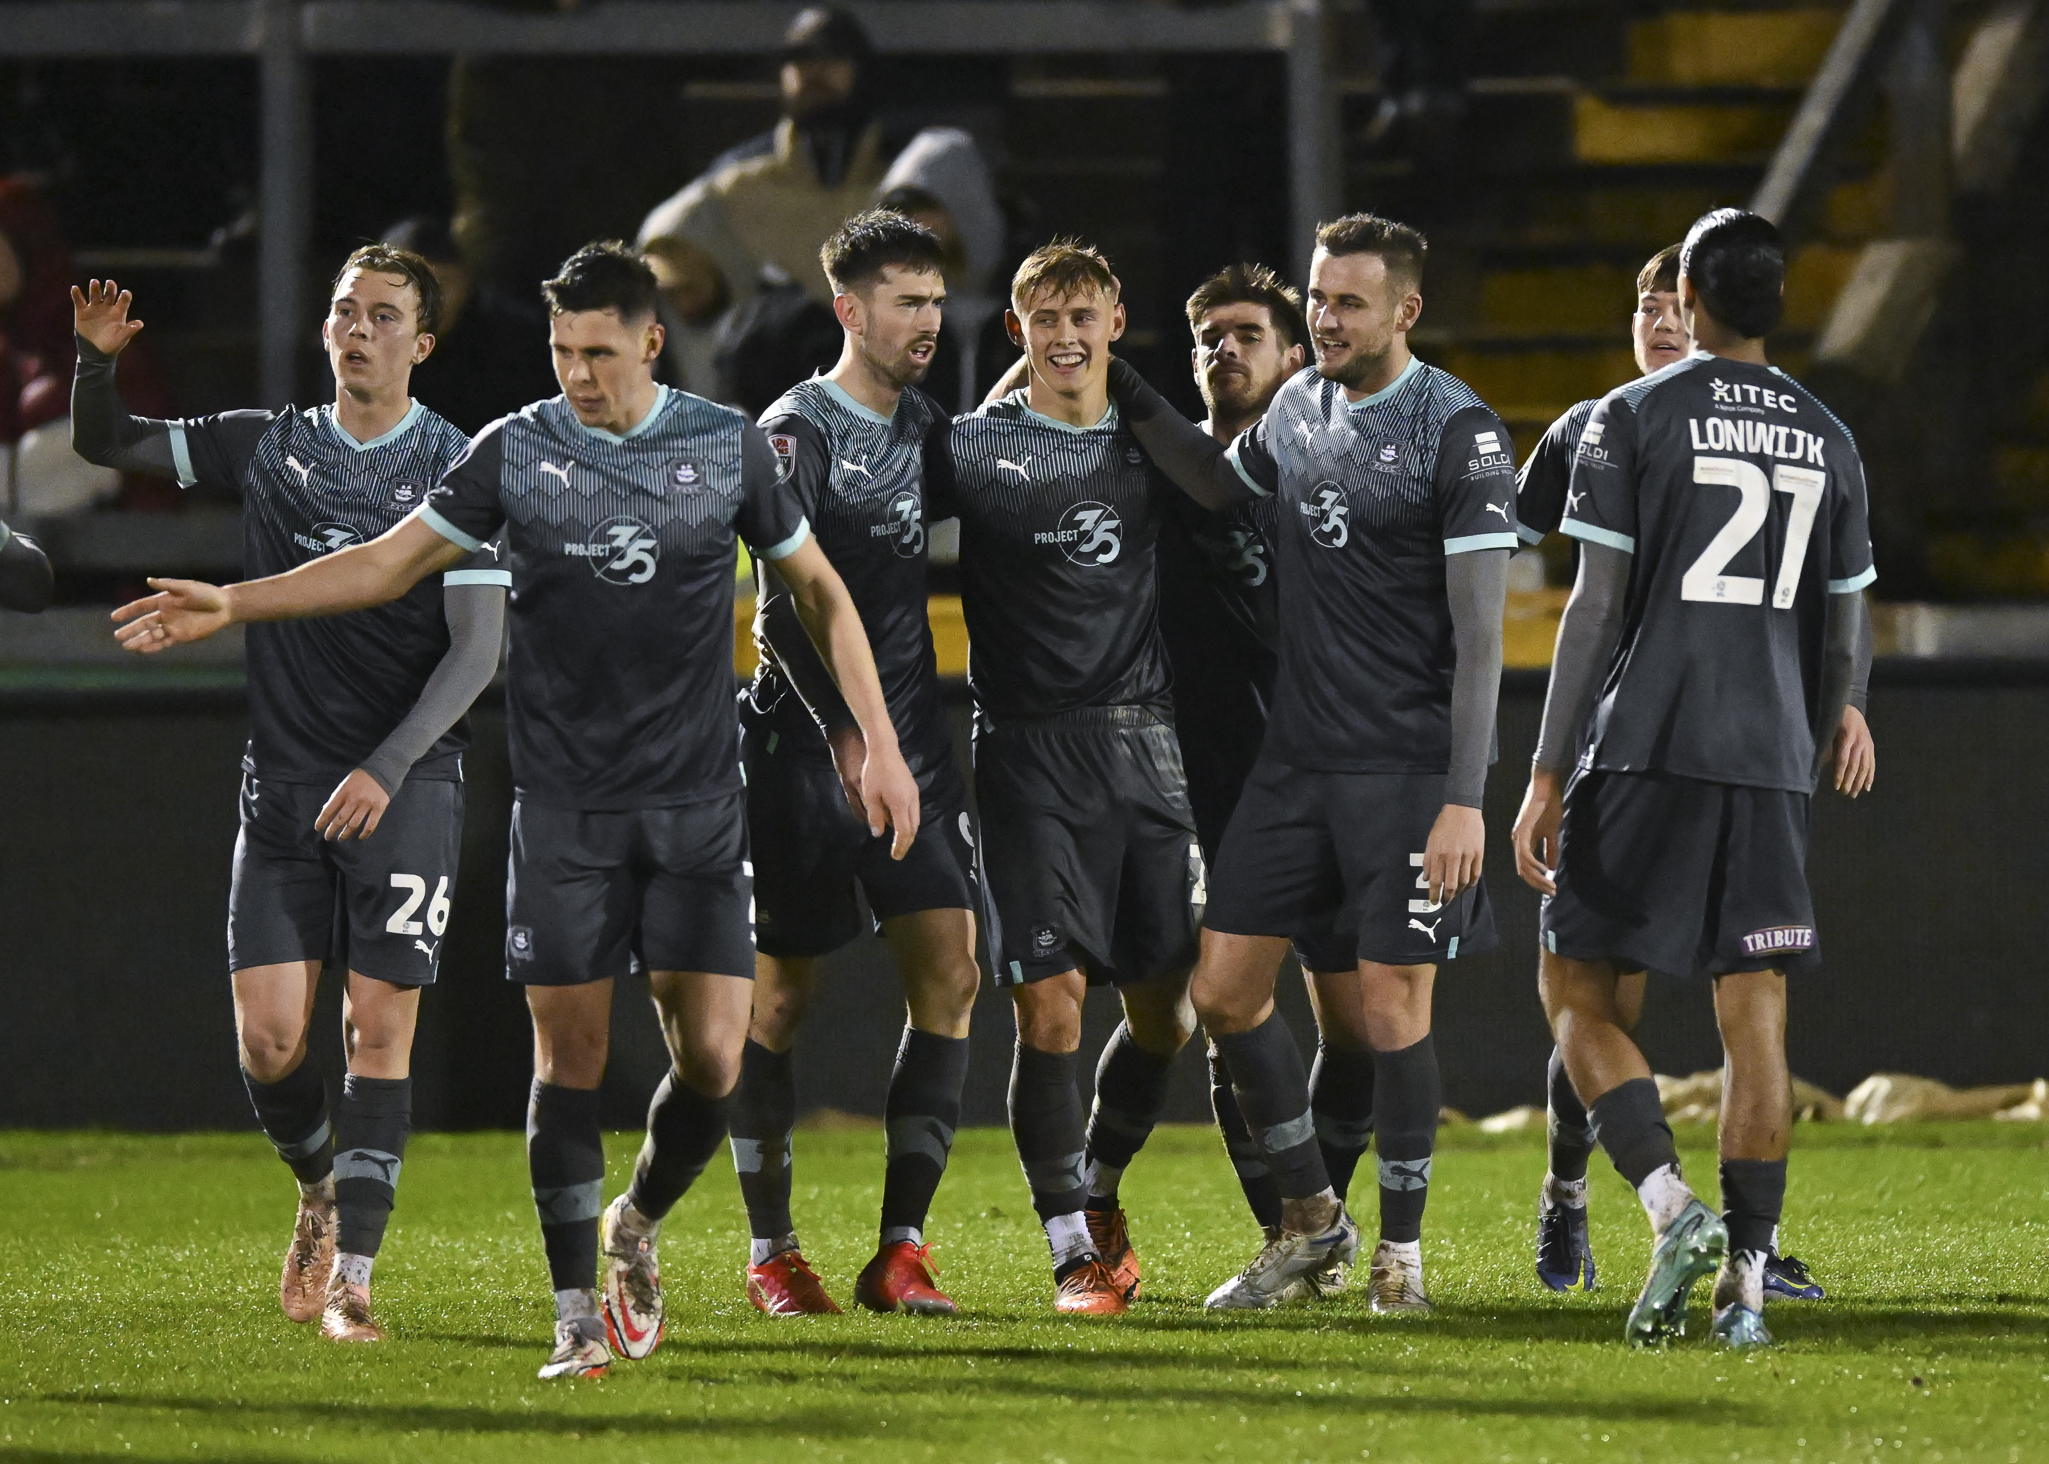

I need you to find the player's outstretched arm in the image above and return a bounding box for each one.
[315,580,508,841]
[771,536,922,858]
[1105,358,1262,510]
[70,280,184,478]
[1513,542,1632,895]
[112,513,466,654]
[0,519,55,614]
[1429,548,1511,905]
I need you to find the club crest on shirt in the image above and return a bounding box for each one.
[767,433,798,482]
[1124,446,1145,466]
[1374,441,1402,470]
[390,482,422,508]
[508,925,536,961]
[668,457,706,494]
[1030,923,1062,957]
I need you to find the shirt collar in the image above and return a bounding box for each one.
[1010,389,1117,433]
[571,384,673,444]
[326,399,424,451]
[1340,353,1422,411]
[815,375,895,425]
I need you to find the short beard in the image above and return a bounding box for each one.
[863,340,933,391]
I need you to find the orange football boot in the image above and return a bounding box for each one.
[746,1250,843,1315]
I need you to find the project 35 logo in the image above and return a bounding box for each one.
[565,514,661,585]
[1303,481,1350,549]
[872,488,924,558]
[295,522,364,556]
[1036,501,1123,565]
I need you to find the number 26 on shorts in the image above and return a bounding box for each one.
[386,873,451,937]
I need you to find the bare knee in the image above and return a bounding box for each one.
[238,1026,304,1085]
[1359,963,1434,1050]
[1121,978,1196,1056]
[750,956,817,1052]
[1012,977,1083,1053]
[670,1029,744,1097]
[1190,930,1287,1035]
[904,952,979,1039]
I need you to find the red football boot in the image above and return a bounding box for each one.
[1053,1257,1129,1315]
[745,1250,842,1316]
[1085,1207,1142,1301]
[854,1241,957,1316]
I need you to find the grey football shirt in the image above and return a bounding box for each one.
[1227,357,1522,773]
[1516,397,1598,545]
[928,392,1173,721]
[755,377,952,776]
[422,386,809,809]
[1561,353,1876,791]
[170,401,506,784]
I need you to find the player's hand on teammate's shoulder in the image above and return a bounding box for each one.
[862,739,922,861]
[1832,705,1875,798]
[1512,768,1566,896]
[71,278,145,357]
[315,769,393,842]
[827,723,869,822]
[1424,802,1485,907]
[111,578,234,652]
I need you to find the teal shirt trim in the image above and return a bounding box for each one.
[1341,353,1422,411]
[756,517,812,561]
[1516,523,1546,546]
[1829,566,1877,594]
[418,504,485,553]
[1559,519,1636,555]
[327,399,424,452]
[1224,439,1271,498]
[1012,391,1118,434]
[168,423,197,487]
[1445,532,1521,555]
[442,568,513,587]
[570,384,673,445]
[816,375,895,426]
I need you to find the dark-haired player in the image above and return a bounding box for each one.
[930,240,1246,1315]
[1153,265,1373,1285]
[73,249,508,1344]
[1105,213,1518,1312]
[728,210,977,1317]
[0,515,53,611]
[1511,208,1874,1348]
[1516,243,1870,1304]
[111,242,917,1379]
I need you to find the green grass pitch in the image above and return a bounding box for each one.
[1,1123,2042,1464]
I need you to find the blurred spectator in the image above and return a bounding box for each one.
[712,279,842,419]
[382,216,559,434]
[877,127,1005,412]
[1,176,171,516]
[639,6,898,318]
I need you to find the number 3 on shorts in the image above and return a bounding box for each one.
[386,873,452,937]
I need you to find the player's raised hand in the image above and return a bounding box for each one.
[827,723,869,823]
[316,769,392,842]
[1423,802,1484,908]
[1832,704,1875,797]
[112,577,234,652]
[1512,769,1565,896]
[72,279,145,357]
[863,740,922,860]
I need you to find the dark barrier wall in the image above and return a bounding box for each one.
[2,667,2044,1131]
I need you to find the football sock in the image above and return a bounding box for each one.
[1719,1157,1787,1258]
[1209,1043,1284,1232]
[628,1067,729,1224]
[1309,1041,1376,1204]
[1211,1011,1329,1202]
[334,1253,373,1289]
[1044,1211,1095,1274]
[527,1079,604,1293]
[1714,1248,1768,1313]
[1587,1076,1692,1231]
[1008,1042,1088,1226]
[880,1025,969,1245]
[554,1285,605,1345]
[728,1040,797,1250]
[243,1060,334,1187]
[1545,1045,1595,1184]
[1371,1033,1440,1244]
[333,1073,410,1259]
[1083,1022,1174,1209]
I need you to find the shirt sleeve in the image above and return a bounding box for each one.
[170,411,277,491]
[441,529,512,587]
[757,409,830,526]
[1436,405,1522,554]
[420,421,510,551]
[1223,413,1281,498]
[736,421,811,560]
[1826,446,1878,595]
[1559,392,1638,555]
[1514,403,1586,546]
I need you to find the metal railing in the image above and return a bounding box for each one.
[0,0,1337,405]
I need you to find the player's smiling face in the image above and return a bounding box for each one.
[323,269,432,397]
[845,264,946,390]
[1193,302,1304,421]
[1306,249,1421,391]
[550,307,665,434]
[1010,285,1125,402]
[1632,288,1688,375]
